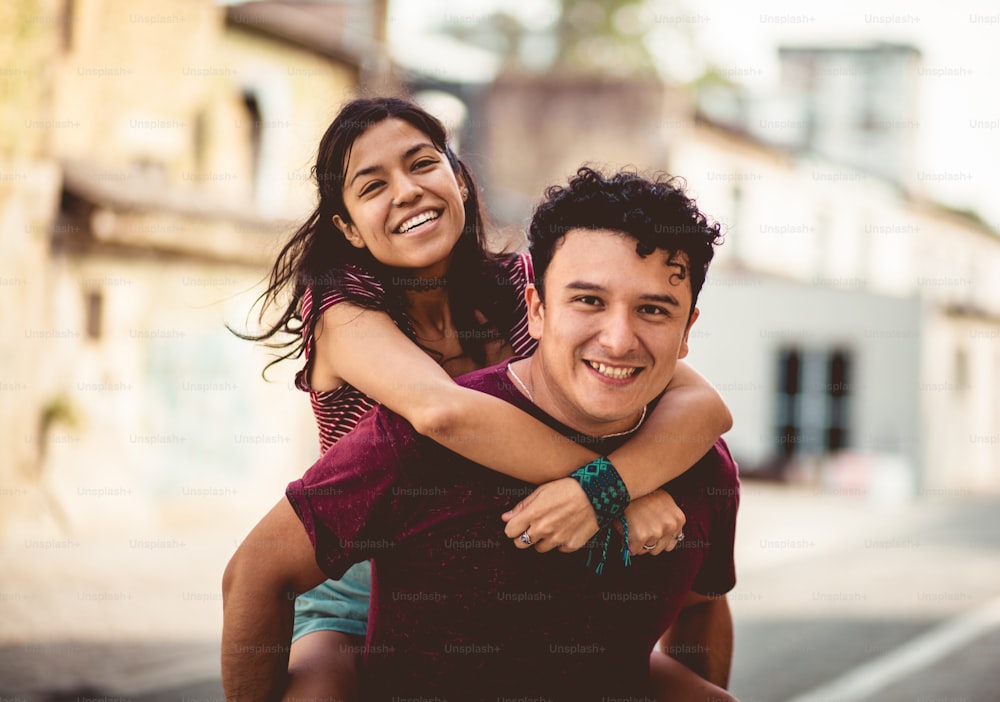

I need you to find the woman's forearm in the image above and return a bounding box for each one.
[607,361,732,498]
[419,383,598,484]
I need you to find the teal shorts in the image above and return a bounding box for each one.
[292,561,371,641]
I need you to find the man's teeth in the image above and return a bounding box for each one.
[398,211,439,233]
[588,361,638,379]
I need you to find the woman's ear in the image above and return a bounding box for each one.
[333,215,365,249]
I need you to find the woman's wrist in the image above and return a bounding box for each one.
[569,457,633,573]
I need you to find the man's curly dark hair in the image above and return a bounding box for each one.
[528,167,723,316]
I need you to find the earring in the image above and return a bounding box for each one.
[460,187,469,201]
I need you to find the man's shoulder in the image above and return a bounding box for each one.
[454,362,515,397]
[693,437,740,493]
[706,438,738,473]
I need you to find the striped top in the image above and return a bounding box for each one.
[295,252,536,454]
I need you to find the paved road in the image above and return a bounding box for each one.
[729,485,1000,702]
[2,484,998,701]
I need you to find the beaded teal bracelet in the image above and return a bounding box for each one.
[570,456,632,574]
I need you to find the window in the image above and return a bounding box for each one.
[775,346,852,457]
[241,91,261,198]
[62,0,75,52]
[192,109,207,172]
[826,350,851,451]
[85,289,102,340]
[954,347,968,392]
[776,347,801,458]
[729,183,743,262]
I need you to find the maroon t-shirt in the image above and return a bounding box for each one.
[286,363,739,701]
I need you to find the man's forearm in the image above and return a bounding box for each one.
[221,575,296,701]
[660,595,733,689]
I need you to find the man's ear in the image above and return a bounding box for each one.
[525,284,544,341]
[333,215,365,249]
[678,307,700,359]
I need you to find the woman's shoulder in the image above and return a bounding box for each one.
[302,264,386,321]
[325,263,386,296]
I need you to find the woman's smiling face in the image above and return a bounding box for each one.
[334,118,468,279]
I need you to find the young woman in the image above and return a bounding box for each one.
[243,97,733,700]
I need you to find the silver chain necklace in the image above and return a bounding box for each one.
[505,361,648,439]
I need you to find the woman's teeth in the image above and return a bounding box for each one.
[397,211,440,233]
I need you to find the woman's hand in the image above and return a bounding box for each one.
[502,480,687,558]
[616,490,687,557]
[502,478,598,553]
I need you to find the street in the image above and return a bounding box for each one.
[2,483,999,701]
[730,483,1000,702]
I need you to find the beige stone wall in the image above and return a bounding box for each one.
[44,0,361,218]
[49,0,219,171]
[0,0,63,157]
[32,245,315,535]
[0,0,365,540]
[220,26,360,217]
[0,160,62,534]
[0,1,64,531]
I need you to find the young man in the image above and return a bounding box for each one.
[222,167,738,701]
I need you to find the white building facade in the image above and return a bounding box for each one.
[670,119,1000,495]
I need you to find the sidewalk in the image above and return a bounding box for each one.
[0,521,229,699]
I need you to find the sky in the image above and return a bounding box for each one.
[387,0,1000,228]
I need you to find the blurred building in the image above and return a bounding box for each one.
[674,43,998,495]
[470,43,999,495]
[481,75,678,228]
[701,43,922,187]
[672,117,999,495]
[0,0,389,538]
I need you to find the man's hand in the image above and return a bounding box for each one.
[659,591,734,690]
[615,489,687,556]
[502,477,599,552]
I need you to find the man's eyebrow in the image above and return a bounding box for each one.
[348,143,437,187]
[565,281,680,306]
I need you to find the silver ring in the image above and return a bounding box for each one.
[519,531,533,545]
[641,543,657,551]
[674,531,685,542]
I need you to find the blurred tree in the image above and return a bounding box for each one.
[0,0,61,156]
[437,0,662,77]
[553,0,657,75]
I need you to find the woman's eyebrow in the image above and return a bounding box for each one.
[348,143,437,187]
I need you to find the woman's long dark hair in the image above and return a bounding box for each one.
[238,97,518,378]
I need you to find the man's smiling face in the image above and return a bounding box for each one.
[525,228,699,437]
